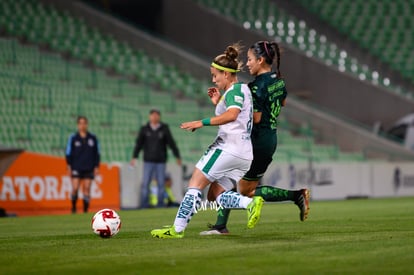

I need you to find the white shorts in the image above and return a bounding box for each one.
[196,147,252,191]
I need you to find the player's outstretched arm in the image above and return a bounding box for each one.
[180,108,240,131]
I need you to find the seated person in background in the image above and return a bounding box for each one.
[149,172,180,207]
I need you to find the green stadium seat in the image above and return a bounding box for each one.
[295,0,414,85]
[0,0,205,100]
[0,1,366,163]
[197,0,413,93]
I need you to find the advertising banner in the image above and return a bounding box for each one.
[0,152,120,216]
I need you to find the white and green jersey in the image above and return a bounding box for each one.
[212,83,253,160]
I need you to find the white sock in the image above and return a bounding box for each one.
[173,188,201,233]
[216,191,252,209]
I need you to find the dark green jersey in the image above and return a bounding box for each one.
[248,72,287,130]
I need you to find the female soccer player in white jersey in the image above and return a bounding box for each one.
[201,41,310,235]
[151,44,264,239]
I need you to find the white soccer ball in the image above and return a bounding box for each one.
[91,208,121,238]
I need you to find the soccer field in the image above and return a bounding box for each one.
[1,198,413,274]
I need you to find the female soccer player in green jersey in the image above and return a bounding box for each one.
[151,44,264,239]
[201,41,310,235]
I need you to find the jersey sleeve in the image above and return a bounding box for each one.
[224,85,244,110]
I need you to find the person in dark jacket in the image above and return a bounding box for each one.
[66,116,100,213]
[130,109,181,208]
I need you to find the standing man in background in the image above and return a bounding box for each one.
[66,116,100,214]
[131,109,181,208]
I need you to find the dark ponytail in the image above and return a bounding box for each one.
[250,41,282,78]
[270,42,282,78]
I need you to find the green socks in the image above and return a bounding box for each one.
[255,186,296,202]
[214,188,237,228]
[215,208,231,228]
[214,186,296,228]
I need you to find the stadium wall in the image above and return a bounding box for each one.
[262,162,414,200]
[119,160,414,203]
[284,100,414,160]
[119,162,186,209]
[2,152,412,216]
[161,0,414,129]
[0,152,120,216]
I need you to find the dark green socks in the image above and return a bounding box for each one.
[254,186,296,202]
[214,188,236,228]
[214,186,296,228]
[215,208,231,228]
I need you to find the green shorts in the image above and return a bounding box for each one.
[243,128,277,181]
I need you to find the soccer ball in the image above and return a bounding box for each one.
[91,208,121,238]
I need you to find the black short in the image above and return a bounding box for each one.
[243,129,277,181]
[71,169,94,179]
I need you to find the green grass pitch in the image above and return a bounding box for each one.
[0,197,413,274]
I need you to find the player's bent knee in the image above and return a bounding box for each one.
[240,189,255,197]
[239,179,259,197]
[239,184,257,197]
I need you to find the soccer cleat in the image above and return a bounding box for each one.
[246,196,264,229]
[199,223,230,235]
[295,189,310,221]
[151,225,184,239]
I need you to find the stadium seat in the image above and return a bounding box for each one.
[196,0,412,97]
[0,1,365,163]
[295,0,414,85]
[0,36,365,163]
[0,0,205,102]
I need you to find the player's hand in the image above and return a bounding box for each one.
[208,87,221,105]
[67,167,72,177]
[94,167,100,176]
[180,120,203,132]
[176,158,182,166]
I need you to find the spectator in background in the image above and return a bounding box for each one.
[130,109,181,208]
[66,116,100,214]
